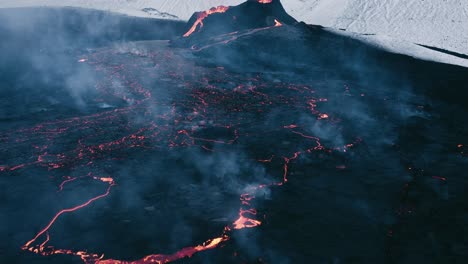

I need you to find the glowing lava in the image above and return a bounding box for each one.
[233,209,262,229]
[97,235,229,264]
[183,6,230,37]
[258,0,273,3]
[22,178,115,263]
[274,19,283,27]
[10,42,362,264]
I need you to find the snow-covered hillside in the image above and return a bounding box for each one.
[0,0,245,19]
[1,0,467,67]
[289,0,468,65]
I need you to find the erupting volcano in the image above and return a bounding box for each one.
[181,0,296,39]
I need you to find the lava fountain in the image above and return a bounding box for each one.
[183,6,230,37]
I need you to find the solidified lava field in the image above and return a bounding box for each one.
[1,6,468,264]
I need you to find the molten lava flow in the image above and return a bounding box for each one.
[22,179,115,260]
[258,0,273,3]
[190,21,285,52]
[183,6,230,37]
[274,19,283,27]
[10,45,363,264]
[233,209,262,229]
[97,235,229,264]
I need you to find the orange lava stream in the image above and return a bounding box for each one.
[57,176,78,192]
[190,22,283,52]
[274,19,282,27]
[233,209,262,229]
[96,235,229,264]
[258,0,273,3]
[22,178,115,260]
[183,6,230,37]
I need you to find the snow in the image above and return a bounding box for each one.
[288,0,468,67]
[1,0,467,67]
[0,0,244,19]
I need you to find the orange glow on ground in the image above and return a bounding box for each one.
[233,209,262,229]
[274,19,283,27]
[96,236,229,264]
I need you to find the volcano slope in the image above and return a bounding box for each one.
[2,1,468,264]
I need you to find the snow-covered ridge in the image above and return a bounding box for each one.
[294,0,468,63]
[1,0,467,67]
[0,0,245,20]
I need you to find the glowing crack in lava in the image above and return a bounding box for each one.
[22,177,115,262]
[183,6,230,37]
[188,18,283,52]
[8,42,363,263]
[97,235,229,264]
[274,19,283,27]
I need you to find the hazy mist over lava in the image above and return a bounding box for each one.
[1,1,468,264]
